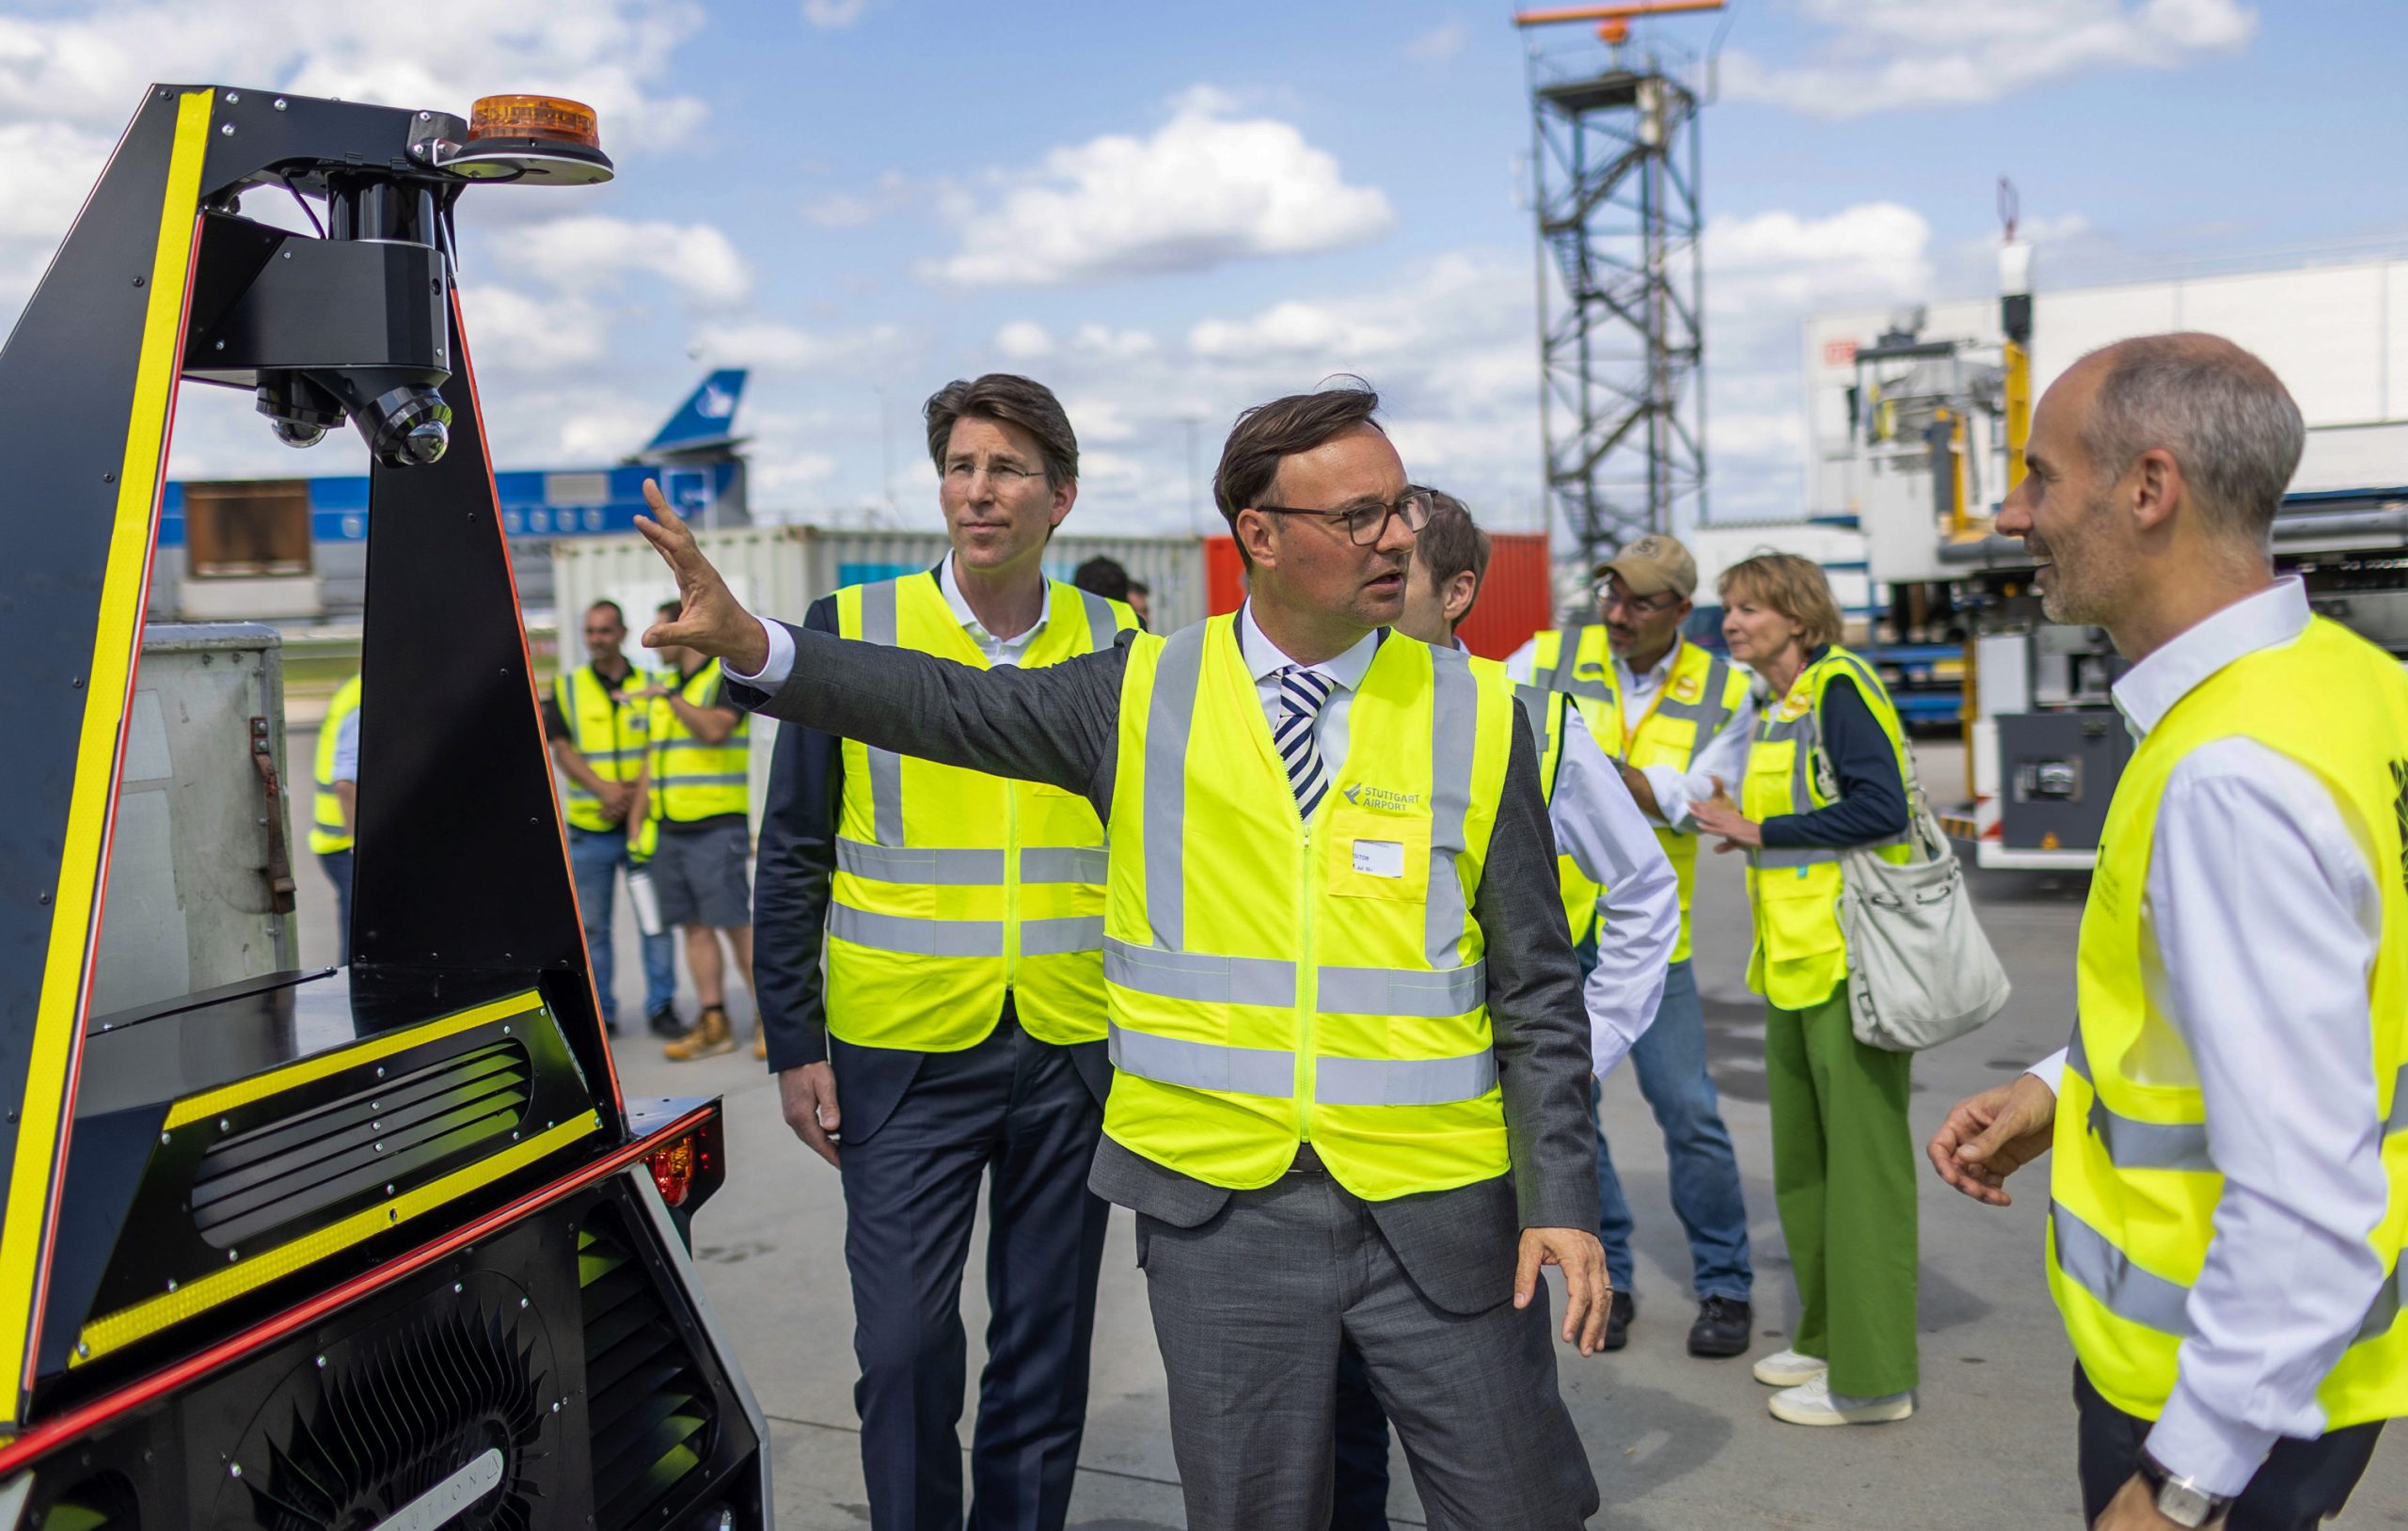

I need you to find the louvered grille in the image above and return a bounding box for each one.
[578,1208,714,1531]
[191,1040,532,1248]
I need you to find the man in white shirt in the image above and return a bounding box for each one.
[1505,538,1762,1359]
[1929,334,2404,1531]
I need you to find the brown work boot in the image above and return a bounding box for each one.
[752,1026,768,1061]
[663,1005,736,1061]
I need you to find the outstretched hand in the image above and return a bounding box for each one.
[634,481,769,676]
[1690,775,1762,853]
[1926,1073,2057,1207]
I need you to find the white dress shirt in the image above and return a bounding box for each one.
[1545,700,1680,1075]
[733,553,1045,687]
[2022,577,2391,1496]
[1503,635,1759,832]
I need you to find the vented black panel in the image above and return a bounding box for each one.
[190,1040,531,1247]
[578,1206,714,1531]
[237,1303,549,1531]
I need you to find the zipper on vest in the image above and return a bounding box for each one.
[1295,815,1317,1143]
[1003,784,1022,984]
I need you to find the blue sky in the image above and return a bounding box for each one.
[2,0,2400,536]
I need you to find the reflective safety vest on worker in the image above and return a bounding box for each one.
[827,572,1134,1050]
[1102,618,1517,1201]
[2049,616,2408,1428]
[1624,639,1751,963]
[631,657,751,859]
[1738,645,1912,1010]
[1525,623,1620,943]
[1507,679,1595,941]
[309,672,361,856]
[553,662,652,833]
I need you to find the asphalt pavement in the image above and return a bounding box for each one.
[282,734,2408,1529]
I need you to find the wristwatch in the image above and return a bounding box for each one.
[2136,1448,2232,1527]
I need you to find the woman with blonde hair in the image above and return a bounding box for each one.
[1691,552,1919,1428]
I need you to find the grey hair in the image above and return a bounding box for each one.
[2077,333,2304,546]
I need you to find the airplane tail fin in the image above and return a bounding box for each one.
[643,369,748,455]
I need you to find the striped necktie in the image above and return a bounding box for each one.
[1274,666,1338,819]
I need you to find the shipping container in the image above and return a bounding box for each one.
[1201,532,1553,659]
[554,525,1210,825]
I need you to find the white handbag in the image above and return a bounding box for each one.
[1835,750,2011,1051]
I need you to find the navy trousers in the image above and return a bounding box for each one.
[838,1004,1112,1531]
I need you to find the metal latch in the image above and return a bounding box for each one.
[249,716,297,913]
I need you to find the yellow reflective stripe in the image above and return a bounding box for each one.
[0,86,214,1405]
[163,991,542,1129]
[74,1112,598,1365]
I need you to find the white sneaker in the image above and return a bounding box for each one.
[1751,1348,1828,1387]
[1767,1374,1915,1427]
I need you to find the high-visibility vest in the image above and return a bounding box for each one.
[827,573,1134,1050]
[553,662,652,833]
[310,673,361,856]
[1527,623,1620,945]
[1738,645,1911,1010]
[1623,639,1751,963]
[1102,618,1517,1201]
[1506,679,1595,941]
[2048,615,2408,1428]
[647,659,750,824]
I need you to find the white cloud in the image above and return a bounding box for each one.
[494,214,752,306]
[993,321,1054,360]
[0,0,708,148]
[1072,324,1157,359]
[924,87,1395,287]
[803,192,880,228]
[1405,21,1469,63]
[800,0,869,27]
[456,284,613,371]
[689,317,913,377]
[1721,0,2256,118]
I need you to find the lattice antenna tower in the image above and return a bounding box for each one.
[1516,2,1723,569]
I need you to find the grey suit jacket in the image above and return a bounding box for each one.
[727,617,1600,1315]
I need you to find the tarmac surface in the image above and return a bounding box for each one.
[283,734,2408,1529]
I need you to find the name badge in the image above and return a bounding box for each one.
[1352,840,1405,878]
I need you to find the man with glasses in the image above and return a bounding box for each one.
[1509,534,1760,1360]
[748,374,1133,1531]
[645,384,1608,1530]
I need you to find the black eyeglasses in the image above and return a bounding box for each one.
[1255,488,1434,546]
[1597,581,1684,616]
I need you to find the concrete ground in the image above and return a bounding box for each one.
[283,734,2407,1529]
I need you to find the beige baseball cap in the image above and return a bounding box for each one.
[1596,533,1698,600]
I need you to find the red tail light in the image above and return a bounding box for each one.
[648,1134,700,1207]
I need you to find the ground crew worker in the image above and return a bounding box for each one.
[748,375,1133,1531]
[644,384,1609,1531]
[1929,334,2404,1529]
[544,599,678,1038]
[1331,489,1679,1529]
[641,600,761,1062]
[310,671,360,964]
[1509,535,1760,1358]
[1691,552,1920,1427]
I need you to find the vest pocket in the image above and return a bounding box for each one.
[1322,805,1432,903]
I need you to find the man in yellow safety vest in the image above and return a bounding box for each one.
[309,672,361,963]
[1930,334,2407,1529]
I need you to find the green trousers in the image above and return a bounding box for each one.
[1765,986,1919,1397]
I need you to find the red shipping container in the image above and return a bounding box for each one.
[1202,532,1555,660]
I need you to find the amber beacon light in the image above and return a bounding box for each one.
[443,93,614,184]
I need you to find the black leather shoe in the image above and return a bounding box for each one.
[1602,1289,1636,1351]
[1687,1296,1752,1358]
[647,1003,685,1039]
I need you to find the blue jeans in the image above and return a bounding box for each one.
[566,826,675,1023]
[1593,958,1753,1302]
[319,848,353,967]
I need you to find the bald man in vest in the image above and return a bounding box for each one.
[641,384,1608,1531]
[1929,334,2407,1530]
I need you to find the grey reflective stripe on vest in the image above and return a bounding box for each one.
[2055,1199,2408,1345]
[1749,844,1844,870]
[657,770,748,786]
[1020,915,1105,955]
[577,745,643,765]
[1105,937,1295,1007]
[2389,1064,2408,1137]
[836,838,1006,886]
[1108,1022,1296,1097]
[1077,587,1119,652]
[1142,624,1210,949]
[2064,1027,2215,1173]
[1022,845,1108,885]
[858,579,907,846]
[1513,685,1560,800]
[1651,654,1739,744]
[1424,651,1480,971]
[1542,625,1613,702]
[1316,1049,1497,1106]
[827,903,1003,956]
[2052,1201,2195,1336]
[1318,961,1485,1018]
